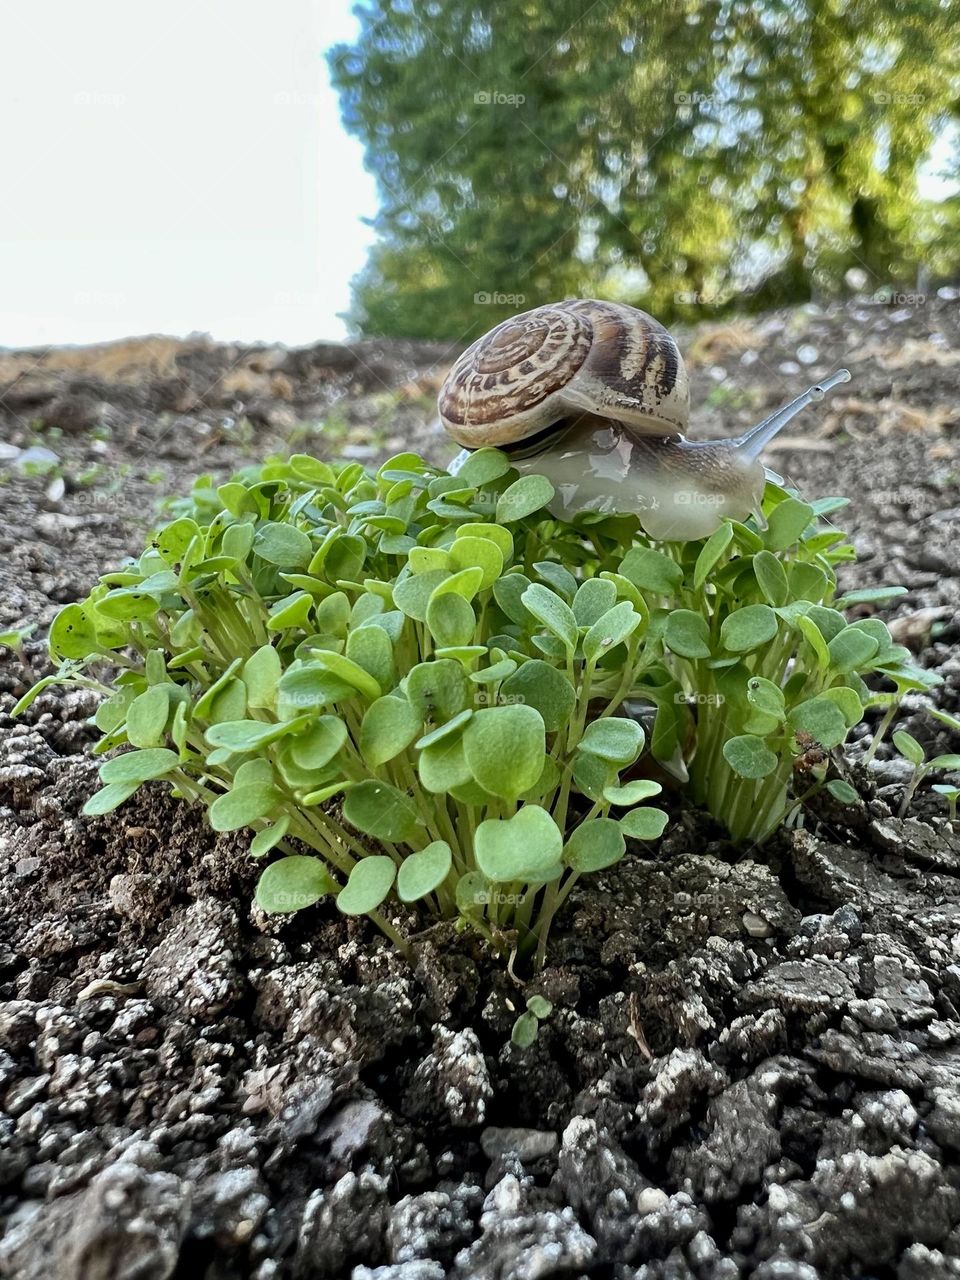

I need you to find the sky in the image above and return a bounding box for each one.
[0,0,377,348]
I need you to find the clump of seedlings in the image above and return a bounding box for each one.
[18,448,928,964]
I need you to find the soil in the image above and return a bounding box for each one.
[1,294,959,1280]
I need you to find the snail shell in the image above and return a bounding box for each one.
[438,299,689,449]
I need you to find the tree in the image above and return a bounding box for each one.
[330,0,960,338]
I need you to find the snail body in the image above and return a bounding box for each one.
[439,299,850,541]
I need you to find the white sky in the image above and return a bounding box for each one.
[1,6,955,351]
[0,0,377,348]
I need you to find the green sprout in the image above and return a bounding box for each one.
[511,994,553,1049]
[15,448,928,963]
[892,721,960,819]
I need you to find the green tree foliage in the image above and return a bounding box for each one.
[331,0,960,339]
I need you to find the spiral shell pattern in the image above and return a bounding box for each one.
[438,299,689,449]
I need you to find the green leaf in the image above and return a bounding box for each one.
[310,649,382,700]
[155,517,201,565]
[99,748,179,786]
[821,685,863,727]
[253,521,313,569]
[521,583,578,653]
[126,686,170,748]
[788,697,849,749]
[582,602,641,662]
[572,577,618,626]
[82,781,140,816]
[255,855,337,913]
[693,523,734,589]
[397,841,453,903]
[455,521,514,562]
[511,1012,539,1049]
[449,536,503,588]
[834,586,908,609]
[526,994,553,1019]
[474,805,563,882]
[826,779,860,805]
[664,610,711,659]
[564,817,626,872]
[752,551,789,607]
[796,615,831,670]
[243,645,282,709]
[426,592,476,647]
[746,676,786,721]
[267,591,312,632]
[723,735,779,779]
[431,566,485,603]
[454,869,492,915]
[343,780,419,842]
[454,448,512,487]
[580,716,644,765]
[205,717,308,753]
[463,704,546,800]
[765,498,814,550]
[827,627,880,674]
[394,568,449,621]
[209,783,283,832]
[289,715,349,769]
[500,661,576,734]
[337,856,397,915]
[345,625,395,691]
[49,604,99,661]
[930,754,960,771]
[415,707,473,749]
[409,546,449,574]
[892,730,925,766]
[603,779,662,805]
[250,817,290,858]
[619,807,669,840]
[405,659,468,723]
[620,547,683,594]
[492,573,534,627]
[720,605,778,653]
[360,697,421,766]
[533,561,577,600]
[495,473,555,523]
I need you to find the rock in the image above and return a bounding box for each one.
[0,1159,191,1280]
[480,1128,558,1164]
[142,900,243,1021]
[452,1175,596,1279]
[406,1027,492,1127]
[295,1171,389,1278]
[386,1185,484,1265]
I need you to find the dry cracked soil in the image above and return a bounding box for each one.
[0,295,959,1279]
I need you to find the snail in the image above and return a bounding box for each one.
[438,299,850,540]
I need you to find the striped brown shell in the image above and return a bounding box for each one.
[438,299,689,449]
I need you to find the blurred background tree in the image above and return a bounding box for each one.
[331,0,960,340]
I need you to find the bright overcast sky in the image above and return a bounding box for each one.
[0,0,377,348]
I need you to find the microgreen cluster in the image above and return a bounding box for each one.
[18,447,930,963]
